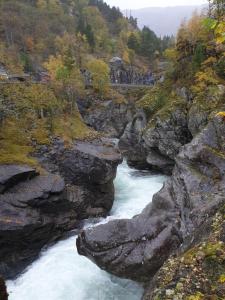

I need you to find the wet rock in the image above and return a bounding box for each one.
[77,116,225,282]
[0,138,122,279]
[144,206,225,300]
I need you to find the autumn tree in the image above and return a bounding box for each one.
[44,54,84,112]
[87,59,110,95]
[55,32,88,67]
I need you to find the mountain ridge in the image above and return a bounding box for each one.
[123,4,207,36]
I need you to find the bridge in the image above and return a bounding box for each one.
[0,81,155,89]
[111,83,153,88]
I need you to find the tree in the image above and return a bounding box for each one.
[84,24,95,50]
[208,0,225,19]
[55,32,88,67]
[139,26,160,60]
[127,32,140,52]
[192,43,206,71]
[44,54,85,112]
[87,59,110,95]
[83,6,110,52]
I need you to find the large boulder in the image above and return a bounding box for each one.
[0,172,77,279]
[77,201,182,282]
[77,115,225,282]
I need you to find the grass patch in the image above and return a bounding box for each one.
[136,86,168,117]
[0,83,99,165]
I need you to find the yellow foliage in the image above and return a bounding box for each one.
[44,55,64,81]
[192,67,220,95]
[163,48,178,61]
[87,59,110,95]
[186,292,204,300]
[218,274,225,283]
[36,0,47,9]
[214,20,225,45]
[0,82,96,165]
[0,44,23,74]
[216,111,225,120]
[122,49,130,64]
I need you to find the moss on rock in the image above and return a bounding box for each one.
[146,210,225,300]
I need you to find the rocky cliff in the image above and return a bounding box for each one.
[77,100,225,297]
[0,138,122,279]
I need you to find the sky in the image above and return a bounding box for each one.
[105,0,208,10]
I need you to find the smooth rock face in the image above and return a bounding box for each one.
[77,116,225,282]
[77,205,182,282]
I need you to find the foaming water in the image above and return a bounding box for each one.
[7,162,166,300]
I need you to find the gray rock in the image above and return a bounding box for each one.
[119,101,191,174]
[143,105,191,162]
[78,97,134,138]
[188,104,209,136]
[119,110,148,169]
[146,149,174,175]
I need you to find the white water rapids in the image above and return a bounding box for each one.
[7,162,166,300]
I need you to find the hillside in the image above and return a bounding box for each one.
[127,5,207,36]
[0,0,170,166]
[0,0,169,76]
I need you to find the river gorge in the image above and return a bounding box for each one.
[7,162,166,300]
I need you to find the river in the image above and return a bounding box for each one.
[7,161,166,300]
